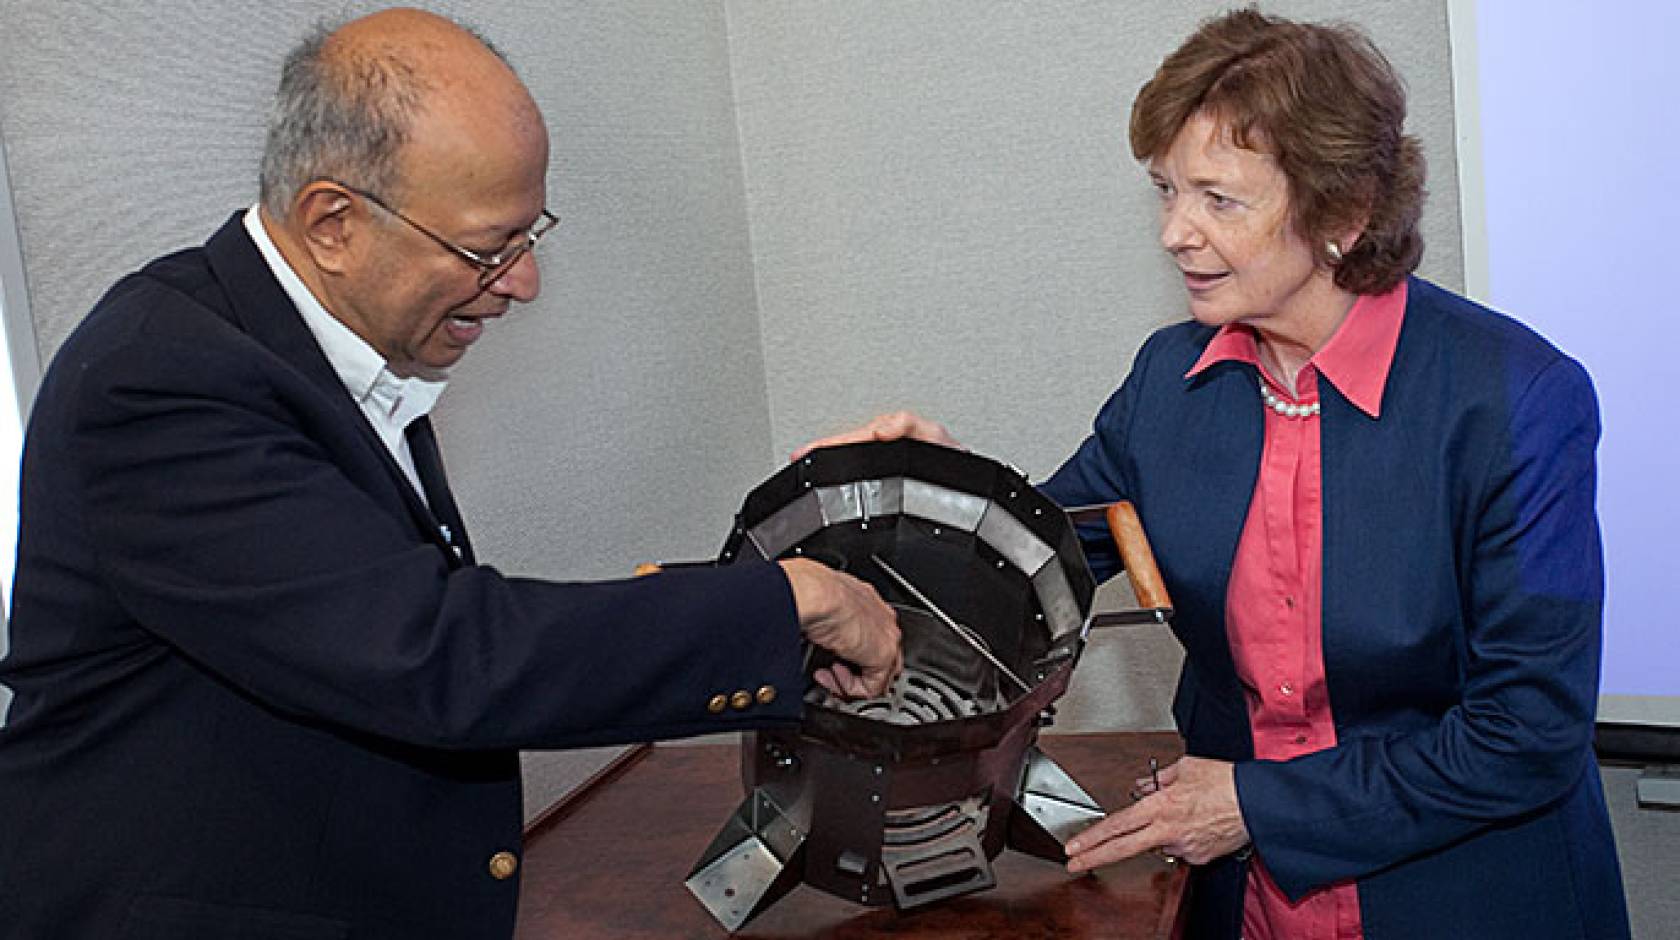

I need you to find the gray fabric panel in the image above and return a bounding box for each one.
[0,0,773,577]
[0,0,770,820]
[725,0,1465,479]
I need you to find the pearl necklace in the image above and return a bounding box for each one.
[1258,377,1320,418]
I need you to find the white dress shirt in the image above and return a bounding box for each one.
[243,205,446,504]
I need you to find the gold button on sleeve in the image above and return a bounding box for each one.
[756,685,777,705]
[730,690,752,711]
[707,694,728,714]
[488,850,519,880]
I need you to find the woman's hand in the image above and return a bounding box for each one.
[1065,756,1251,871]
[790,411,963,461]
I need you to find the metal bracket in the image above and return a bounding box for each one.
[1007,746,1106,861]
[684,788,809,932]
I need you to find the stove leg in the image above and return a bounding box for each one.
[685,787,808,932]
[1008,745,1105,862]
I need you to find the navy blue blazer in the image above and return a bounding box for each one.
[1041,278,1629,939]
[0,214,805,938]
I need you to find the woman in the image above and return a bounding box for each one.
[801,10,1628,939]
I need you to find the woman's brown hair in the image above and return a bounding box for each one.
[1130,9,1425,294]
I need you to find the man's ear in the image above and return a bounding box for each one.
[291,182,360,276]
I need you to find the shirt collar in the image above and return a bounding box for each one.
[1185,279,1407,418]
[242,205,446,424]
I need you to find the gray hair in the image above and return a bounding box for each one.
[258,17,509,216]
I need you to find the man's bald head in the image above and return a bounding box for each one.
[259,8,542,216]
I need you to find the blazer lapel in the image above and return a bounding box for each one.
[199,213,470,568]
[1166,359,1265,698]
[405,417,475,566]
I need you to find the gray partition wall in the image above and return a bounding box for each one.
[0,0,1461,818]
[728,0,1465,474]
[721,0,1464,739]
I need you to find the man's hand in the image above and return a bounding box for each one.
[1064,756,1251,871]
[791,411,962,462]
[779,558,904,698]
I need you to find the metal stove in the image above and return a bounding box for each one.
[684,440,1169,931]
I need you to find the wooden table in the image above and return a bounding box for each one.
[515,731,1186,939]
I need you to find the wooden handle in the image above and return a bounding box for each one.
[1105,501,1173,613]
[632,563,663,577]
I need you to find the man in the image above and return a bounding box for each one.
[0,9,900,938]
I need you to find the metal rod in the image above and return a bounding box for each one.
[869,553,1032,694]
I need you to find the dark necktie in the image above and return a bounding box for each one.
[404,416,476,566]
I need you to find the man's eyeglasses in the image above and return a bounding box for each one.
[327,180,558,289]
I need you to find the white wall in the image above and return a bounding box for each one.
[1456,0,1680,717]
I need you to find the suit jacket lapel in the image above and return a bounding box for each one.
[1185,361,1265,688]
[199,213,469,568]
[405,417,475,566]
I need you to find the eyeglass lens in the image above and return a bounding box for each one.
[476,214,556,288]
[477,245,530,289]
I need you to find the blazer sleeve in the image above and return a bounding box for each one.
[1233,355,1606,900]
[1038,332,1161,581]
[61,302,807,752]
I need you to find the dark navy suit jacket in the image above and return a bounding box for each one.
[0,214,805,938]
[1041,278,1629,939]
